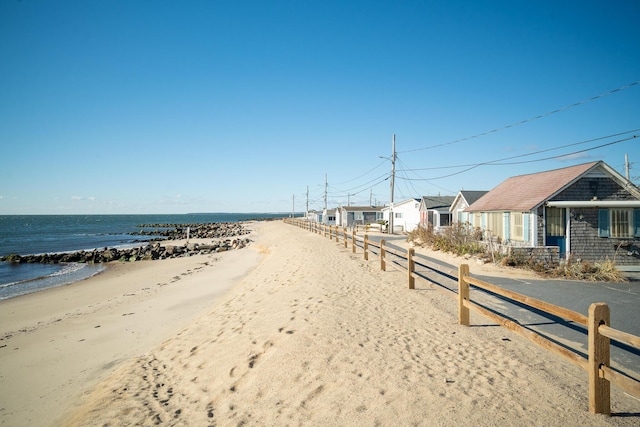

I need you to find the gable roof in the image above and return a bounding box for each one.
[460,190,488,205]
[466,162,599,212]
[381,198,420,211]
[420,195,456,210]
[449,190,488,212]
[339,205,384,212]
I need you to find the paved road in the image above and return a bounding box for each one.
[360,233,640,375]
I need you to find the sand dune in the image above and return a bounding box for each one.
[62,221,639,426]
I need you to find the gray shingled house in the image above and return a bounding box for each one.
[465,161,640,269]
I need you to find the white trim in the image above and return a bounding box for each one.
[546,200,640,208]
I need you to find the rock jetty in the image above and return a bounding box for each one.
[131,222,250,240]
[1,222,252,265]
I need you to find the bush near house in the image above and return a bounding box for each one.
[408,223,627,282]
[407,223,484,256]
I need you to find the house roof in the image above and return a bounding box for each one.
[420,196,456,209]
[460,191,488,205]
[339,205,383,212]
[466,161,599,212]
[381,198,420,211]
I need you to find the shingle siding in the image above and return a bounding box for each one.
[551,177,634,202]
[569,208,640,265]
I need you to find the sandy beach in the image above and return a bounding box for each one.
[0,231,263,427]
[2,221,639,426]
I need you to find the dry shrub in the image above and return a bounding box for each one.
[548,258,627,282]
[408,223,484,256]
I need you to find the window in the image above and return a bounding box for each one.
[486,212,504,239]
[546,208,565,237]
[511,212,523,240]
[473,213,481,228]
[599,208,640,238]
[395,212,403,219]
[610,209,631,238]
[441,213,452,227]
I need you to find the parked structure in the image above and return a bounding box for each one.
[381,198,421,233]
[465,161,640,268]
[419,196,456,231]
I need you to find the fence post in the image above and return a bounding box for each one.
[344,227,348,248]
[588,302,611,415]
[408,248,415,289]
[364,234,369,261]
[458,264,470,326]
[352,229,356,253]
[380,239,386,271]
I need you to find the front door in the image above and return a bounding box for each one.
[546,207,566,257]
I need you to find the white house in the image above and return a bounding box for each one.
[321,208,336,225]
[381,198,421,233]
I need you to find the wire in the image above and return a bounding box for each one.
[398,134,637,181]
[399,80,640,154]
[395,157,454,196]
[398,128,640,172]
[329,159,389,186]
[327,172,390,196]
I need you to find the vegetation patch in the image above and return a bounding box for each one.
[408,224,627,282]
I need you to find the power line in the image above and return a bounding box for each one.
[399,80,640,154]
[397,134,637,181]
[329,160,388,186]
[398,128,639,172]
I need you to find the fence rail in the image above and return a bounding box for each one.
[284,218,639,415]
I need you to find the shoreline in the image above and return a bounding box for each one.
[0,228,264,427]
[0,222,253,301]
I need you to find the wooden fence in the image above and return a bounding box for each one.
[284,218,640,415]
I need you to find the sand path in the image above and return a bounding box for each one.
[63,221,639,426]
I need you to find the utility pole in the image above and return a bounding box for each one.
[348,193,351,206]
[370,189,373,207]
[389,134,396,234]
[306,185,309,215]
[291,193,295,218]
[625,153,630,181]
[324,173,328,211]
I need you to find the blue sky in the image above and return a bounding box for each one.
[1,1,639,214]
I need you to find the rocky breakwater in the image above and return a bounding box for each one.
[132,222,250,240]
[1,223,252,265]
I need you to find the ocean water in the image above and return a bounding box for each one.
[0,213,290,300]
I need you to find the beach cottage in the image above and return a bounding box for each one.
[449,191,488,225]
[381,198,421,233]
[321,208,336,225]
[336,205,384,228]
[305,210,321,223]
[419,196,456,231]
[465,161,640,268]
